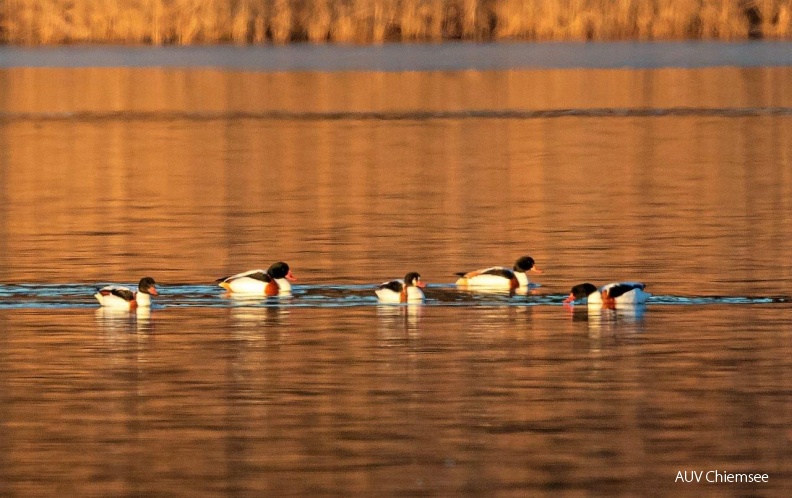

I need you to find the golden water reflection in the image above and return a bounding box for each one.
[1,66,791,495]
[1,69,791,294]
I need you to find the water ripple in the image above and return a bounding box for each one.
[2,107,792,123]
[0,284,786,309]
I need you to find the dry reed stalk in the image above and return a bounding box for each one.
[625,0,692,40]
[559,0,589,40]
[634,1,655,39]
[773,5,792,37]
[173,0,199,43]
[331,2,356,42]
[270,0,292,43]
[536,0,563,40]
[399,0,444,40]
[232,0,252,43]
[614,0,640,38]
[250,0,268,43]
[3,0,792,44]
[345,0,378,43]
[399,0,422,40]
[40,2,67,44]
[151,0,163,44]
[1,2,14,43]
[700,0,749,39]
[492,0,532,39]
[209,0,234,42]
[371,0,398,43]
[372,2,386,42]
[429,0,444,40]
[650,1,682,39]
[461,0,480,38]
[304,0,331,42]
[755,0,773,36]
[74,0,89,42]
[559,0,591,39]
[19,0,39,44]
[756,0,792,38]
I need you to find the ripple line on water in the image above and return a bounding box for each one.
[2,107,792,123]
[0,284,787,310]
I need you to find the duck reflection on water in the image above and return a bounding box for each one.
[229,302,290,328]
[376,303,423,338]
[569,303,648,343]
[95,305,154,333]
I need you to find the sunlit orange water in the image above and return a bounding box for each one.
[0,55,791,495]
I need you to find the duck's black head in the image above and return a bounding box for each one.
[267,262,291,279]
[404,272,424,287]
[513,256,537,272]
[138,277,158,296]
[569,283,598,300]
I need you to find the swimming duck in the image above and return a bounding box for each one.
[216,262,296,296]
[563,282,650,308]
[376,272,426,303]
[94,277,158,309]
[455,256,542,291]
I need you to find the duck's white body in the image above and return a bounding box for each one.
[455,267,519,291]
[376,282,425,303]
[218,269,291,296]
[515,272,531,288]
[94,285,152,309]
[596,283,650,305]
[455,257,541,292]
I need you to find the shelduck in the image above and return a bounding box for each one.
[563,282,650,308]
[376,272,426,303]
[94,277,158,310]
[216,262,296,296]
[455,256,542,291]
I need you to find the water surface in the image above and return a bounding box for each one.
[1,46,791,495]
[3,41,792,70]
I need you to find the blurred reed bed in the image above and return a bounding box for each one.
[1,0,791,44]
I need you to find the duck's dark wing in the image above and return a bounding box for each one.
[216,269,269,283]
[482,267,516,279]
[246,272,271,282]
[98,286,135,301]
[602,282,645,299]
[377,280,404,293]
